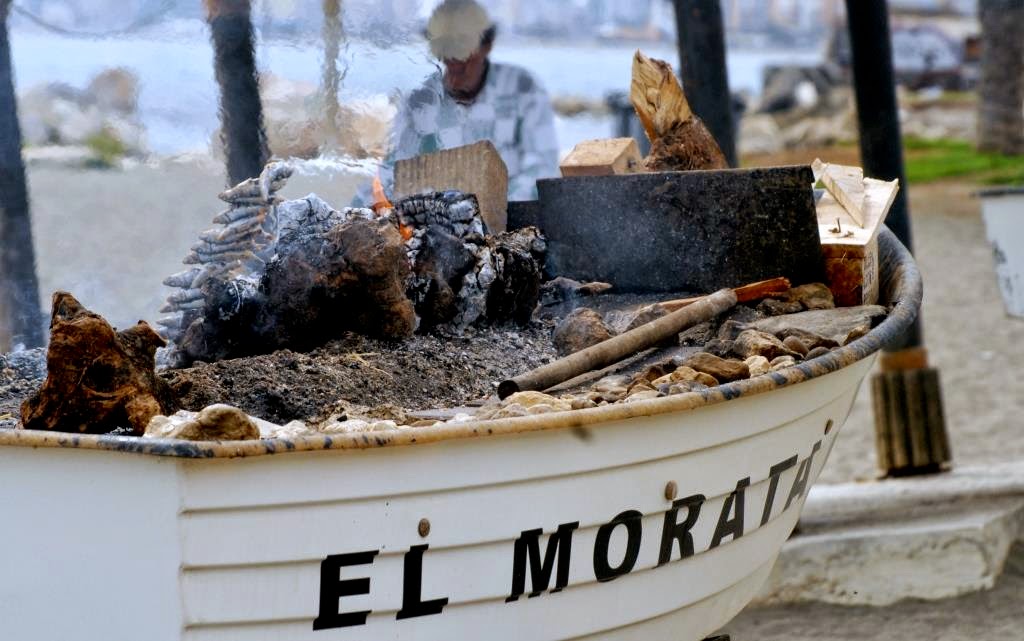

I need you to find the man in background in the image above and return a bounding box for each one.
[356,0,559,205]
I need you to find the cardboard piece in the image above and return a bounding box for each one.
[394,140,509,233]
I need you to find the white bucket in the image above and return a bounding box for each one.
[980,187,1024,318]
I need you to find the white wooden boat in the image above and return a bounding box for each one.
[0,230,921,641]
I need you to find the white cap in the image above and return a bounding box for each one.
[426,0,493,62]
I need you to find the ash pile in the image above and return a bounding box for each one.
[158,162,545,367]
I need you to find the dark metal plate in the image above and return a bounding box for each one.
[518,165,824,293]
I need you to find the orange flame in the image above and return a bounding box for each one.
[371,174,393,213]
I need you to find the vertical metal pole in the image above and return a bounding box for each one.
[672,0,737,167]
[0,0,44,349]
[846,0,950,477]
[320,0,342,150]
[845,0,918,346]
[206,0,269,186]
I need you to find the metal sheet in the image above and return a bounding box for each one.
[531,166,824,292]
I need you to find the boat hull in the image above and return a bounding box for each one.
[0,356,871,641]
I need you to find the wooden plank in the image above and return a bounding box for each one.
[560,138,643,177]
[813,159,866,226]
[394,140,509,233]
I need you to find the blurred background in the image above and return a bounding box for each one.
[1,0,1022,485]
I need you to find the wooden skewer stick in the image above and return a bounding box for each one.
[498,289,738,399]
[638,277,791,316]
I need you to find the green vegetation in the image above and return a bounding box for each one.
[903,137,1024,186]
[83,129,127,168]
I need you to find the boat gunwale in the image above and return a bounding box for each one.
[0,228,922,459]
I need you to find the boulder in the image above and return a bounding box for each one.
[749,305,888,346]
[780,283,835,310]
[552,308,614,356]
[732,329,799,361]
[683,352,750,383]
[744,355,771,377]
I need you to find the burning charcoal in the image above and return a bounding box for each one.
[21,292,177,435]
[483,226,546,325]
[552,308,614,357]
[682,352,750,383]
[744,355,771,377]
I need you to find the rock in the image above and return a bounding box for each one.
[619,304,669,333]
[702,338,736,358]
[720,305,763,325]
[144,405,260,441]
[144,411,198,439]
[738,113,784,155]
[774,327,839,351]
[569,396,598,410]
[757,299,804,316]
[637,364,672,383]
[678,321,716,346]
[770,356,799,371]
[321,418,371,433]
[666,380,710,395]
[733,330,799,361]
[552,308,614,356]
[745,355,771,377]
[806,346,832,360]
[503,391,572,413]
[539,277,612,308]
[683,352,750,383]
[485,403,529,419]
[626,390,663,402]
[667,365,719,388]
[195,404,260,440]
[271,420,312,438]
[21,292,176,435]
[749,305,888,346]
[782,335,809,358]
[593,375,631,391]
[781,283,835,310]
[717,320,747,341]
[86,68,139,115]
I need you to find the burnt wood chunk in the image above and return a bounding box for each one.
[20,292,176,435]
[534,166,823,293]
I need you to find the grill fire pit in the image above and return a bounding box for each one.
[0,226,921,641]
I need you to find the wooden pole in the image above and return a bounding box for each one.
[0,0,44,350]
[206,0,269,185]
[499,289,737,399]
[846,0,951,477]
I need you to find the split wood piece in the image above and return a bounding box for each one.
[817,176,899,306]
[498,289,737,399]
[560,138,643,177]
[394,140,509,233]
[637,277,791,317]
[20,292,177,435]
[630,50,727,171]
[812,159,865,226]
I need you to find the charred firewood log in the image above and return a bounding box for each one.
[21,292,177,434]
[160,167,547,365]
